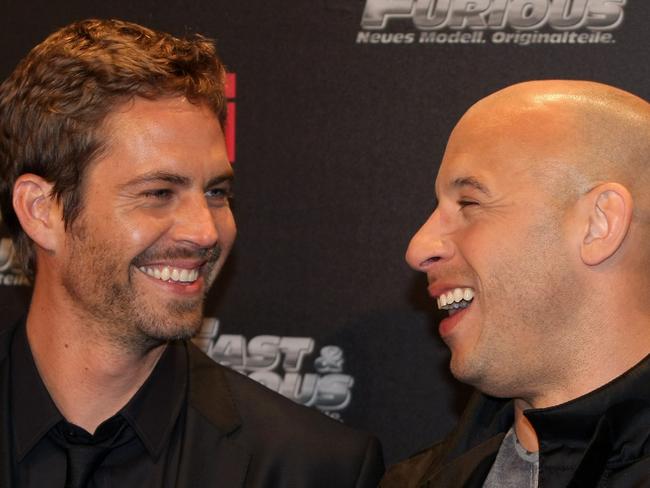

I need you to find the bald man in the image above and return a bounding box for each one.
[381,81,650,487]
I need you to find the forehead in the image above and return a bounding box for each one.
[93,96,231,181]
[436,102,580,194]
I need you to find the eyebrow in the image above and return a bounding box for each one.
[120,170,234,189]
[206,174,234,188]
[451,176,492,197]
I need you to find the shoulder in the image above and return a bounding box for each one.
[608,454,650,485]
[222,362,372,442]
[381,391,512,487]
[187,343,384,486]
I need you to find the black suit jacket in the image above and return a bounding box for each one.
[381,355,650,487]
[0,323,384,487]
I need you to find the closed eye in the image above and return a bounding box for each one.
[458,200,478,209]
[142,188,173,199]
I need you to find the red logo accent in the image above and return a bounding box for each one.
[225,73,236,163]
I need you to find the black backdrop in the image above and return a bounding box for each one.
[1,0,648,465]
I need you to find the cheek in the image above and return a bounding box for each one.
[119,217,171,252]
[456,222,514,264]
[454,223,528,299]
[215,209,237,250]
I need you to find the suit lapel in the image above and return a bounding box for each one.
[175,344,250,488]
[175,407,250,487]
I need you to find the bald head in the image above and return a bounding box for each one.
[408,81,649,400]
[437,79,650,319]
[454,80,650,217]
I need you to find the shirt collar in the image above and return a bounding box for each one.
[525,354,650,458]
[10,320,63,462]
[119,340,187,460]
[439,354,650,467]
[10,320,188,462]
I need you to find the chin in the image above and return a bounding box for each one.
[151,317,203,341]
[452,364,519,399]
[129,306,204,346]
[450,354,490,391]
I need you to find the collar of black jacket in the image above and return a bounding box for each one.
[186,341,242,435]
[525,354,650,469]
[10,319,188,463]
[420,354,650,487]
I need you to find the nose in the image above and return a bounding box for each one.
[405,209,454,271]
[172,194,220,249]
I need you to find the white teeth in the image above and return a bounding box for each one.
[161,266,170,281]
[138,265,200,284]
[436,287,475,311]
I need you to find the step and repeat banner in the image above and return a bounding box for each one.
[1,0,648,465]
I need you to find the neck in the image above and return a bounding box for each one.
[531,311,649,409]
[25,277,166,434]
[512,308,649,452]
[513,399,539,452]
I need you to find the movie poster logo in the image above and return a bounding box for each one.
[193,318,355,420]
[357,0,627,46]
[0,218,30,286]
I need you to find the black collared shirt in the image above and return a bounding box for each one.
[10,322,187,487]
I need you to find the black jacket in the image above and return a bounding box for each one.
[0,322,385,487]
[382,355,650,487]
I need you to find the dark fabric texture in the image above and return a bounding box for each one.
[0,320,385,487]
[10,321,186,487]
[177,343,385,487]
[381,355,650,488]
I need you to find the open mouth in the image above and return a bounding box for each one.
[137,265,200,284]
[437,287,474,316]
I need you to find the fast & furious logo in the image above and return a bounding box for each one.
[357,0,627,46]
[193,318,355,421]
[0,218,29,286]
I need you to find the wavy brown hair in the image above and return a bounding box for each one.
[0,19,227,279]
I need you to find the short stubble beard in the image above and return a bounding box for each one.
[61,219,221,355]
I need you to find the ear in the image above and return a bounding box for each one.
[12,174,63,253]
[579,182,633,266]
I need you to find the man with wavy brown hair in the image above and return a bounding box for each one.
[0,19,383,487]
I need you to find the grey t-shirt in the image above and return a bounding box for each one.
[483,427,539,488]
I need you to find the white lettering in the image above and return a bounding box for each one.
[359,0,626,31]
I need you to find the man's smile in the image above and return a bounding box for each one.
[436,287,475,316]
[137,264,201,284]
[426,285,477,338]
[131,245,222,289]
[133,262,208,297]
